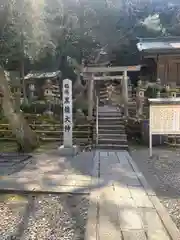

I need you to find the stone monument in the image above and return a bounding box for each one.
[58,79,79,156]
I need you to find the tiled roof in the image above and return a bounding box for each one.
[137,37,180,52]
[25,71,61,80]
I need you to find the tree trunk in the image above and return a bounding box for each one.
[0,67,39,152]
[20,32,28,104]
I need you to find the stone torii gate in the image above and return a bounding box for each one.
[83,65,141,120]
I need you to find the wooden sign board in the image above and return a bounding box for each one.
[150,104,180,135]
[149,101,180,157]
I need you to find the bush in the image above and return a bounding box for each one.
[21,101,47,114]
[35,115,59,124]
[51,104,63,115]
[74,100,88,116]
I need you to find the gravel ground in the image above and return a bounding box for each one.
[131,146,180,229]
[0,193,89,240]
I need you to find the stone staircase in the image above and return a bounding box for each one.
[98,82,109,105]
[94,85,128,149]
[97,106,128,150]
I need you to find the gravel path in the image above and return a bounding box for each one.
[131,146,180,230]
[0,193,89,240]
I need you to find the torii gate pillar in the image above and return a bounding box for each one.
[122,70,128,117]
[88,75,94,120]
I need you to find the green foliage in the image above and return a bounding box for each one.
[1,0,180,71]
[31,115,59,125]
[74,99,89,116]
[20,101,47,114]
[145,86,168,98]
[145,86,158,98]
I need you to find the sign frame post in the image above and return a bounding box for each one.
[58,79,79,156]
[149,98,180,158]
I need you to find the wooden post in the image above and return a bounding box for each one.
[88,75,94,120]
[123,71,128,117]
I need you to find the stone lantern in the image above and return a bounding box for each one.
[29,84,35,101]
[171,91,177,98]
[156,78,161,98]
[44,80,53,115]
[136,80,145,118]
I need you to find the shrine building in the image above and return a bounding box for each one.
[137,37,180,86]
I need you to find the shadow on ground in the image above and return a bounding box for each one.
[0,147,179,238]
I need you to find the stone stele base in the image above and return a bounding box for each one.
[58,145,79,156]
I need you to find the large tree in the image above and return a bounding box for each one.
[0,0,45,151]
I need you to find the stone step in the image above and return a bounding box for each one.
[99,89,107,91]
[98,125,125,131]
[97,114,122,118]
[98,120,124,125]
[128,102,136,105]
[99,97,108,101]
[98,122,125,127]
[98,115,124,121]
[98,123,125,127]
[95,144,128,150]
[97,109,120,112]
[99,91,108,94]
[99,93,107,96]
[98,129,126,134]
[97,112,122,117]
[98,97,107,100]
[98,106,118,111]
[98,120,125,126]
[99,96,108,99]
[97,116,122,119]
[98,138,127,145]
[98,133,127,140]
[95,114,122,118]
[98,116,123,120]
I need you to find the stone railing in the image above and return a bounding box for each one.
[0,123,93,147]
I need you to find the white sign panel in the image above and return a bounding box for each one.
[150,105,180,134]
[63,79,73,147]
[149,102,180,157]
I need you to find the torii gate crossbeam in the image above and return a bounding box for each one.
[84,65,141,120]
[93,75,127,81]
[83,65,141,73]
